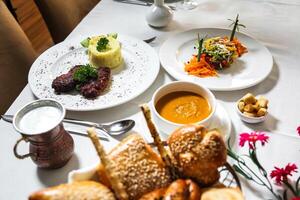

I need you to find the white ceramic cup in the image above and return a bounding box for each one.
[150,81,216,135]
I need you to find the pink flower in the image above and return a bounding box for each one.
[291,197,300,200]
[297,126,300,136]
[239,131,269,149]
[270,163,298,185]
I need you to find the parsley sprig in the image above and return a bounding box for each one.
[96,37,109,52]
[73,64,98,90]
[228,14,246,41]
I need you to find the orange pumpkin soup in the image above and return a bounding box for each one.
[155,91,211,124]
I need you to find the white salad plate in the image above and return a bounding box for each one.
[159,28,273,91]
[28,34,160,111]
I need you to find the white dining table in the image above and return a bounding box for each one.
[1,0,300,199]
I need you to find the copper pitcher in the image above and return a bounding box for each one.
[13,99,74,169]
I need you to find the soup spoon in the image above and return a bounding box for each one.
[1,115,135,136]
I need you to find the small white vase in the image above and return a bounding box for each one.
[146,0,173,28]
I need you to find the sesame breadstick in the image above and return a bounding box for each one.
[87,128,129,200]
[140,104,178,180]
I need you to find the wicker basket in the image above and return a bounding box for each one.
[219,162,242,190]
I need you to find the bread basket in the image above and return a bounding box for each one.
[219,162,242,190]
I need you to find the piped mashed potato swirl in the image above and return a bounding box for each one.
[88,35,123,69]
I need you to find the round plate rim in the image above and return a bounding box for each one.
[28,34,160,111]
[159,28,273,91]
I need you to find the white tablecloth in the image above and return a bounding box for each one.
[1,0,300,199]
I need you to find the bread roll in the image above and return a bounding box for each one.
[29,181,115,200]
[168,125,227,186]
[201,187,244,200]
[97,134,171,200]
[139,179,201,200]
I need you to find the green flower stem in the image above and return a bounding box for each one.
[228,149,282,200]
[284,181,297,196]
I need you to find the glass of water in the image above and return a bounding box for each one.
[177,0,198,10]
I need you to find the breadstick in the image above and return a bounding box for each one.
[140,104,178,180]
[87,128,129,200]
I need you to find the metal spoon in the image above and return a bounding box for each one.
[1,115,135,136]
[63,118,135,136]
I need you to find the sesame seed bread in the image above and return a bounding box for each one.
[97,134,172,200]
[168,125,227,186]
[29,181,116,200]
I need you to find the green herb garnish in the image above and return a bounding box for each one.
[107,33,118,39]
[197,34,204,62]
[228,14,246,41]
[73,64,98,84]
[96,37,109,52]
[80,37,91,48]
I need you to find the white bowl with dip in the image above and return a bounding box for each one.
[150,81,216,135]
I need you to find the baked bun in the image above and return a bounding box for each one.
[139,179,201,200]
[168,125,227,186]
[200,187,244,200]
[97,134,171,200]
[29,181,115,200]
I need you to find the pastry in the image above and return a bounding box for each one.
[168,125,227,186]
[29,181,116,200]
[200,187,244,200]
[139,179,201,200]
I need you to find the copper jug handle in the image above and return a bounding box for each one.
[13,137,36,160]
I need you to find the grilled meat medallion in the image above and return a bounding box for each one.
[51,65,111,99]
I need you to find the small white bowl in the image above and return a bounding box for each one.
[236,103,267,124]
[150,81,216,135]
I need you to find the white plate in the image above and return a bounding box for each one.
[159,28,273,91]
[28,35,160,111]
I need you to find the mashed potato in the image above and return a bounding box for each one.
[88,35,123,69]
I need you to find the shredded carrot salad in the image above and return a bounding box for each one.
[184,36,247,78]
[184,55,218,78]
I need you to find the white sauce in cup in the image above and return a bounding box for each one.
[18,106,62,134]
